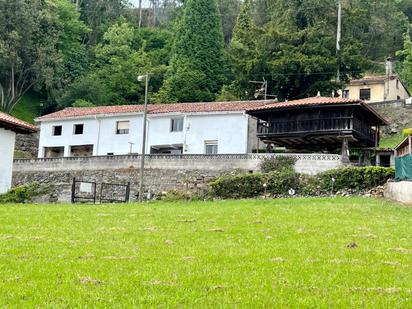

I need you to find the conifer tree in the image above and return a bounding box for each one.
[157,0,227,103]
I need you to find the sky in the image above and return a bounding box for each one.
[129,0,151,8]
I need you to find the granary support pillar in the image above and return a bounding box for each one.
[341,137,351,164]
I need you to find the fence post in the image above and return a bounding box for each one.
[126,182,130,203]
[71,177,76,204]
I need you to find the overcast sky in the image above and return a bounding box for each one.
[129,0,151,8]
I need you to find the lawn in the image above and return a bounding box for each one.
[0,197,411,307]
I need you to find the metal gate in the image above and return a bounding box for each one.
[71,178,130,204]
[100,182,130,204]
[71,178,97,204]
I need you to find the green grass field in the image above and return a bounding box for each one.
[11,92,43,124]
[0,197,411,307]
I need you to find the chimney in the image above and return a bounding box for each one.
[386,57,393,77]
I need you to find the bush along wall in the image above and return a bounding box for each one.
[209,166,395,199]
[0,182,54,204]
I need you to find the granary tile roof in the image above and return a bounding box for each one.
[36,101,273,121]
[0,112,38,134]
[246,96,362,112]
[246,96,388,125]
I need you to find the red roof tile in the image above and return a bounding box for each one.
[247,97,362,112]
[0,112,38,133]
[36,101,273,121]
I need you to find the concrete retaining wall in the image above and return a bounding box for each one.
[13,153,342,174]
[384,181,412,205]
[12,154,342,203]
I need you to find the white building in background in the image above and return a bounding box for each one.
[0,112,38,193]
[36,101,272,158]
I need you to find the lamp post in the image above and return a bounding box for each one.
[138,72,150,202]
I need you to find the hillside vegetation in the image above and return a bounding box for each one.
[3,0,412,115]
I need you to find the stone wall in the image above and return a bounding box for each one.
[14,133,39,158]
[12,154,342,203]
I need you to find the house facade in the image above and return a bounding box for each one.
[0,112,38,193]
[36,101,270,158]
[341,75,410,103]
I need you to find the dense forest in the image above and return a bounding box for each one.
[2,0,412,115]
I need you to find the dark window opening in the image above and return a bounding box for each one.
[70,145,94,157]
[74,124,84,135]
[342,90,349,98]
[53,126,62,136]
[360,88,371,101]
[44,146,64,158]
[107,153,114,156]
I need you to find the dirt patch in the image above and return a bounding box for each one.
[389,247,412,254]
[271,257,286,262]
[208,228,224,232]
[346,242,358,249]
[80,277,103,285]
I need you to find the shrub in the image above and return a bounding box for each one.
[210,173,265,199]
[403,128,412,138]
[0,183,53,204]
[316,166,394,193]
[265,170,300,195]
[260,155,297,173]
[210,170,300,199]
[162,189,186,202]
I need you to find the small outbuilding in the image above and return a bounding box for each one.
[394,135,412,181]
[0,112,38,193]
[247,96,388,162]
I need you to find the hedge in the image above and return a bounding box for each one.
[209,166,394,199]
[0,183,53,204]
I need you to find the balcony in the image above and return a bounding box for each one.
[258,117,376,145]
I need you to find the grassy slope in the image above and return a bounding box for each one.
[380,133,404,149]
[10,92,43,124]
[0,197,411,307]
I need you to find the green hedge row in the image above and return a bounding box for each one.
[210,166,394,199]
[0,183,53,204]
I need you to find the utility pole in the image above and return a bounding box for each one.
[336,0,342,83]
[138,73,150,202]
[138,0,143,28]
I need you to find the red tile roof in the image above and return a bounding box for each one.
[0,112,38,133]
[36,101,274,121]
[247,96,362,112]
[247,96,388,125]
[350,75,387,84]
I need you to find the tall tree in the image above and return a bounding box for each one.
[224,0,263,100]
[157,0,228,102]
[0,0,83,113]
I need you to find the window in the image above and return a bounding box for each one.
[342,90,349,99]
[396,80,400,89]
[171,118,184,132]
[73,124,84,135]
[205,141,218,154]
[359,88,371,101]
[52,126,62,136]
[116,121,129,134]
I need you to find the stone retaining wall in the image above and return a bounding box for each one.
[12,154,342,203]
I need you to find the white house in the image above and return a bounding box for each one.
[0,112,38,193]
[36,101,272,158]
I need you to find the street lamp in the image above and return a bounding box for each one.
[138,72,150,202]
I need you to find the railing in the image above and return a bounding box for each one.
[258,117,353,135]
[258,117,376,142]
[352,118,376,142]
